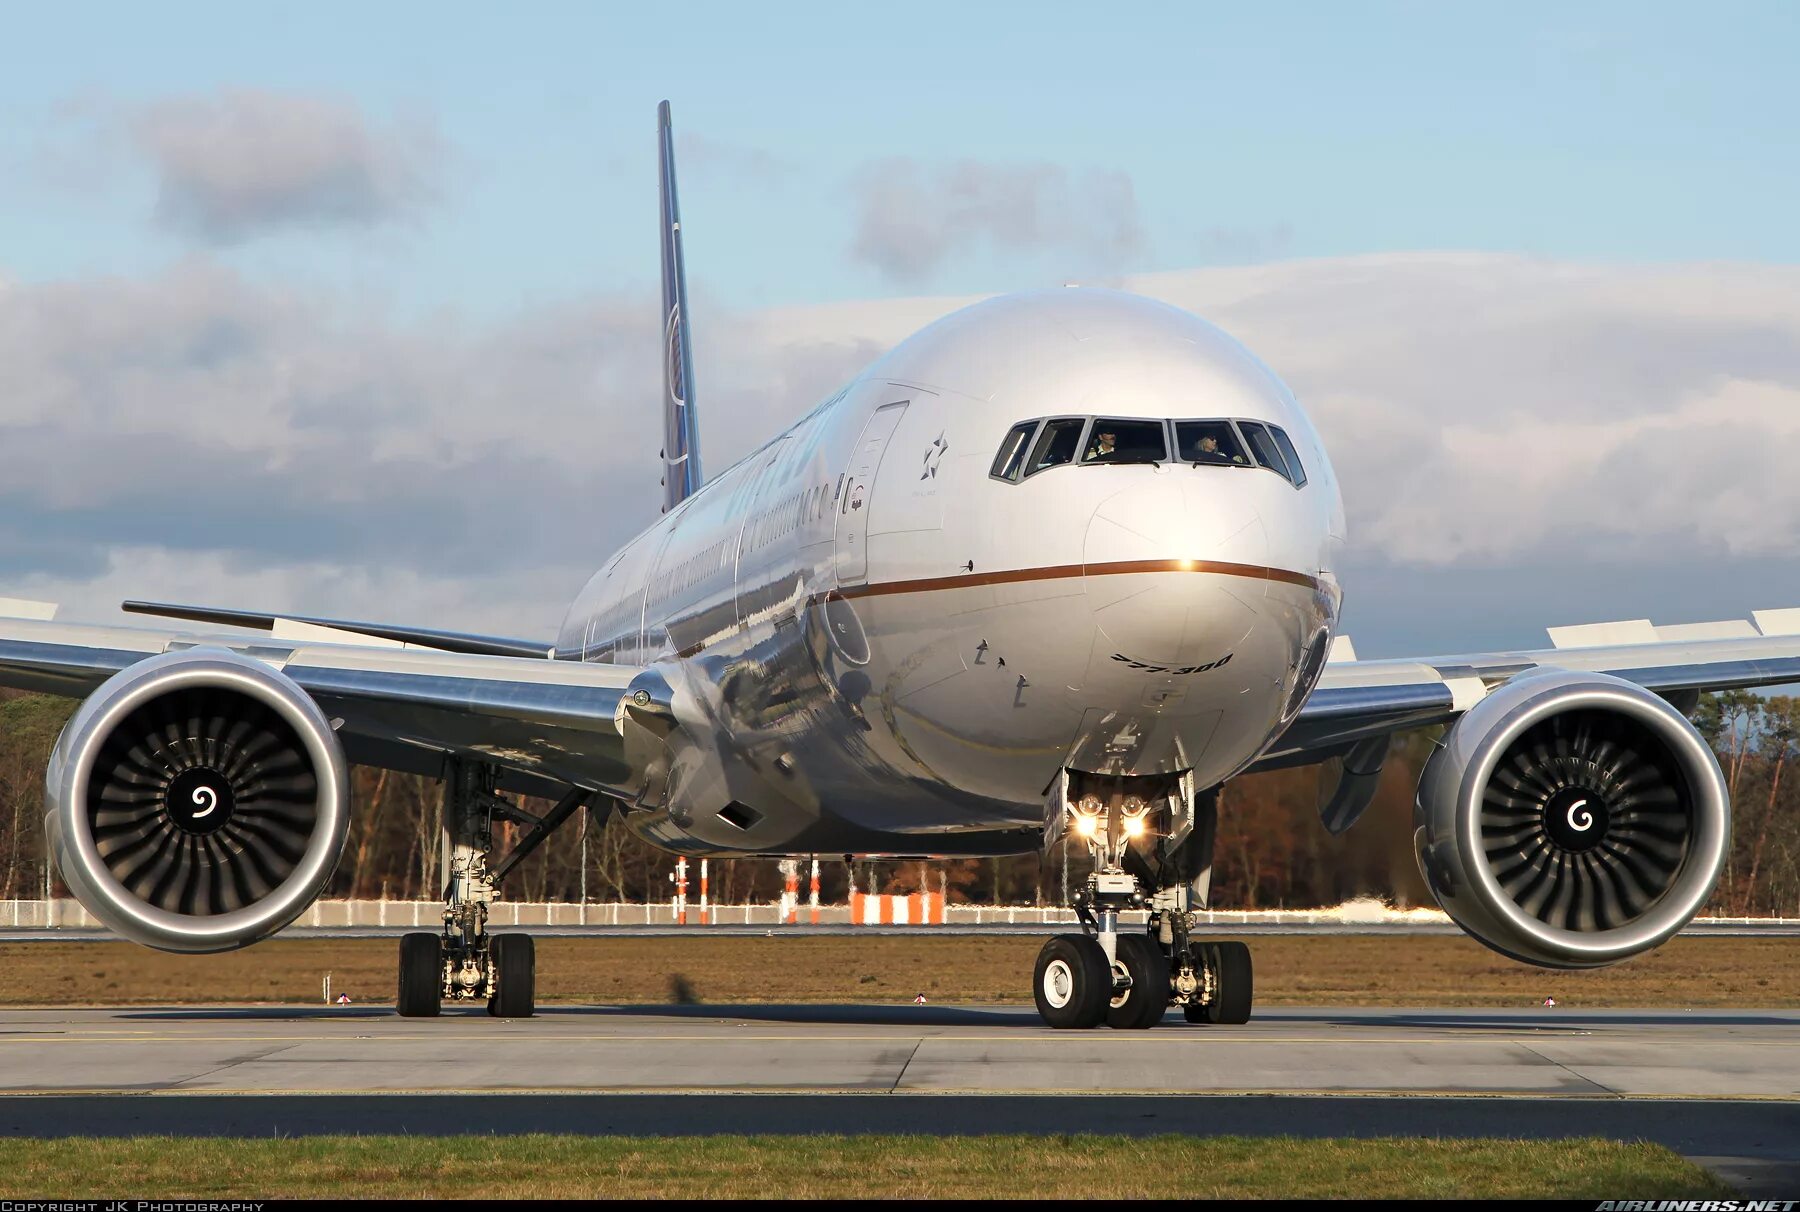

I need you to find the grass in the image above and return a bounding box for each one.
[2,933,1792,1008]
[0,1134,1733,1199]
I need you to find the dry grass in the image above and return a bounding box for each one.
[2,933,1792,1008]
[0,1134,1731,1199]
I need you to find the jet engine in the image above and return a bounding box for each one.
[45,649,350,953]
[1414,668,1727,969]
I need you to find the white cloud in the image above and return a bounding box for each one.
[849,158,1144,285]
[1,251,1795,649]
[123,90,444,244]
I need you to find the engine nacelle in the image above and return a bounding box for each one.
[46,648,350,953]
[1415,668,1728,969]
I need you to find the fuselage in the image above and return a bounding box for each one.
[555,288,1346,856]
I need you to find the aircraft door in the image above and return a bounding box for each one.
[835,401,908,584]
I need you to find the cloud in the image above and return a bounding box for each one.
[121,90,443,243]
[675,131,793,186]
[849,158,1144,285]
[0,260,872,636]
[0,252,1795,656]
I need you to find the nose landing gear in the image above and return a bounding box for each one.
[1032,777,1254,1029]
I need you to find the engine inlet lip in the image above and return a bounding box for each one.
[50,647,349,953]
[1455,670,1728,965]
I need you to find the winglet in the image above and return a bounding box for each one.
[0,597,58,621]
[1754,608,1800,637]
[658,100,702,513]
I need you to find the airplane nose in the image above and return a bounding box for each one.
[1082,471,1266,668]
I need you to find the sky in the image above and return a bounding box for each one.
[0,1,1796,656]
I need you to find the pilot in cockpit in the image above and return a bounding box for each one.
[1085,429,1118,461]
[1190,434,1245,465]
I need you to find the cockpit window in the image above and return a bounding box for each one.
[1027,417,1087,474]
[1268,425,1308,487]
[990,420,1039,481]
[1175,420,1250,466]
[1236,421,1293,484]
[988,414,1308,489]
[1082,419,1167,465]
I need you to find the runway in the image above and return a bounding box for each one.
[1,1005,1794,1192]
[0,1004,1793,1099]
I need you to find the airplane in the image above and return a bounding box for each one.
[3,102,1797,1027]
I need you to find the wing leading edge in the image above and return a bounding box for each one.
[0,610,638,798]
[1268,608,1800,768]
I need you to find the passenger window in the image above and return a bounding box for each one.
[1174,420,1250,467]
[1236,421,1293,483]
[1027,418,1086,474]
[1269,426,1308,487]
[1081,419,1167,465]
[991,421,1039,481]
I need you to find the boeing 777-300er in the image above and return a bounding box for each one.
[4,103,1797,1025]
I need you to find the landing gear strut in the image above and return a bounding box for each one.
[395,761,589,1019]
[1032,776,1254,1029]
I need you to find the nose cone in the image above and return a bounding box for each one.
[1083,472,1266,667]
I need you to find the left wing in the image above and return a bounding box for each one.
[1266,607,1800,768]
[0,601,638,796]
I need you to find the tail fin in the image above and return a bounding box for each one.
[658,100,702,512]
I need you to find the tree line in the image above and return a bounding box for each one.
[2,687,1795,914]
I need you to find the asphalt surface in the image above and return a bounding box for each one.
[1,1005,1793,1193]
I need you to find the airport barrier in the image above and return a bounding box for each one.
[1,897,1794,933]
[851,891,946,925]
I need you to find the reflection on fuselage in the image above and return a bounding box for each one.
[555,289,1345,857]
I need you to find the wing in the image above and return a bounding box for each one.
[0,599,638,797]
[120,599,554,659]
[1266,607,1800,768]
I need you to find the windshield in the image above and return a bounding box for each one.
[1028,418,1086,473]
[1082,419,1167,465]
[991,414,1307,488]
[1175,420,1250,466]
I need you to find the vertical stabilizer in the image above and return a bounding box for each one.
[658,100,702,512]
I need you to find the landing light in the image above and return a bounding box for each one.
[1074,816,1100,839]
[1121,816,1147,839]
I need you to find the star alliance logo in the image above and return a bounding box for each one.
[921,432,948,479]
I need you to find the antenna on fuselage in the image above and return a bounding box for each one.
[658,100,703,513]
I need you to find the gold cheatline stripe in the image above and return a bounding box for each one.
[834,558,1322,601]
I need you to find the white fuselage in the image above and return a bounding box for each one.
[555,288,1346,856]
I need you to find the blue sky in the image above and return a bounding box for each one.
[4,1,1797,317]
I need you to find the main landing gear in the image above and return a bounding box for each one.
[1032,777,1254,1030]
[396,760,596,1019]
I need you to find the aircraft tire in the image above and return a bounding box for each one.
[1033,934,1110,1029]
[487,934,536,1018]
[1201,940,1254,1024]
[1105,934,1171,1029]
[396,931,442,1018]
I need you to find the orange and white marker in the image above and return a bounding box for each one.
[699,858,709,926]
[675,856,689,926]
[849,891,945,925]
[809,858,821,925]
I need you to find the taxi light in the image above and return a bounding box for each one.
[1074,816,1100,839]
[1122,816,1148,838]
